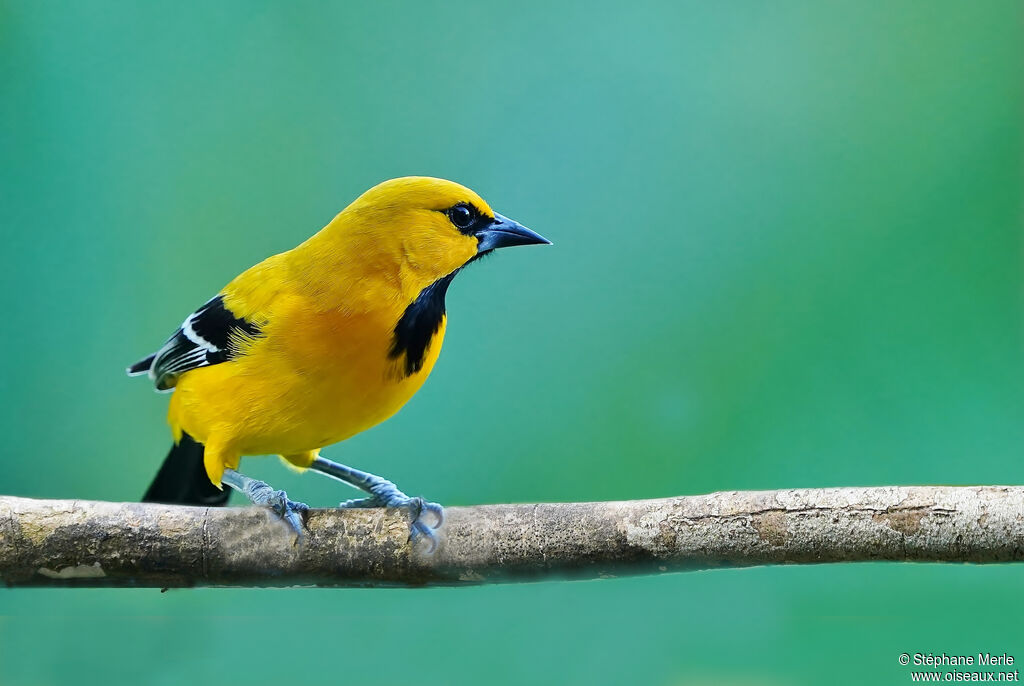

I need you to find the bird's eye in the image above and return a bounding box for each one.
[448,203,476,230]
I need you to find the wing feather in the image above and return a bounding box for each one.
[127,295,264,391]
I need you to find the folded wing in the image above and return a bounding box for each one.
[127,295,264,391]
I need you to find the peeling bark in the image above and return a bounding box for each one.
[1,486,1022,588]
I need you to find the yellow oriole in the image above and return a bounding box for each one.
[129,177,549,547]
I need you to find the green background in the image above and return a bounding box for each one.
[1,1,1021,684]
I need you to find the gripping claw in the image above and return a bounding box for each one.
[312,456,444,553]
[338,493,444,552]
[221,468,309,541]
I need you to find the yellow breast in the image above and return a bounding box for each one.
[167,300,447,459]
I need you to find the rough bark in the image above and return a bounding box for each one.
[1,486,1022,588]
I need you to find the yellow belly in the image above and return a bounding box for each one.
[167,305,446,484]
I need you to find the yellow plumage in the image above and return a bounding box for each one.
[157,177,494,487]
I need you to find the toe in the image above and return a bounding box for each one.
[404,498,444,554]
[267,491,308,540]
[410,517,440,554]
[422,500,445,528]
[283,509,305,543]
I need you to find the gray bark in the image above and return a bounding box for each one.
[1,486,1022,588]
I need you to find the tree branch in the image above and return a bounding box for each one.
[2,486,1022,588]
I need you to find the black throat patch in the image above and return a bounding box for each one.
[389,271,458,377]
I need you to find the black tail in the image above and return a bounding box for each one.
[142,433,231,506]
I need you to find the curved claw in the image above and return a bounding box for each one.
[336,495,443,552]
[411,517,440,554]
[420,500,445,529]
[398,497,444,554]
[221,469,309,544]
[305,456,444,553]
[266,490,309,542]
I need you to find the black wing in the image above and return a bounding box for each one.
[127,295,263,391]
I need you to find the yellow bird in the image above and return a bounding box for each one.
[128,177,550,548]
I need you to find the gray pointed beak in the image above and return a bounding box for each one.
[475,212,552,253]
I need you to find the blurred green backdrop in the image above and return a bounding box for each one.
[1,1,1021,684]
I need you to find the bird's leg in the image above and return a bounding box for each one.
[308,456,444,552]
[221,468,309,539]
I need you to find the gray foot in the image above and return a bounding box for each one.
[222,468,309,540]
[312,458,444,553]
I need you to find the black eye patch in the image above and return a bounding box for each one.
[443,202,493,235]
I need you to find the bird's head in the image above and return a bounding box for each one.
[329,177,550,294]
